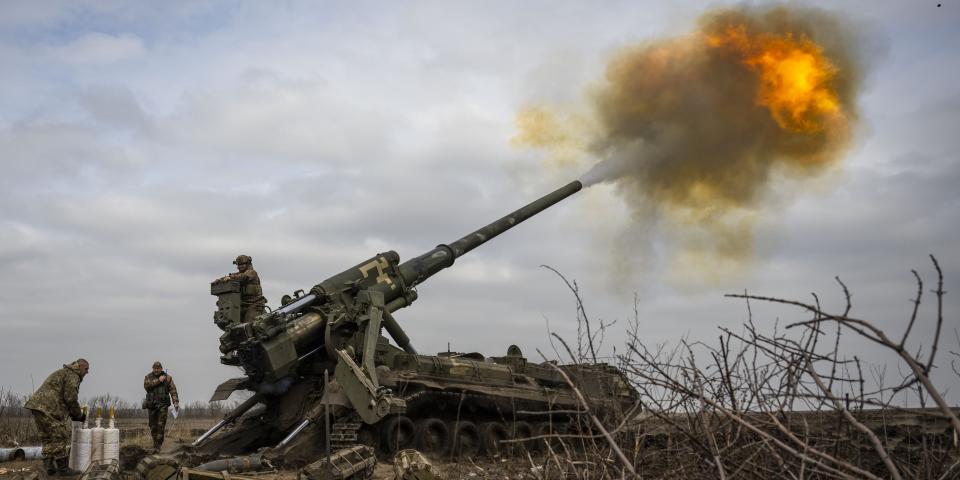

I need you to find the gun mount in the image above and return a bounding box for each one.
[177,179,636,469]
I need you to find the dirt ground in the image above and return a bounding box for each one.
[0,416,537,480]
[0,458,534,480]
[0,460,43,480]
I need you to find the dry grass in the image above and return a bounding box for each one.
[112,418,220,449]
[0,410,218,450]
[0,391,232,449]
[4,257,958,479]
[532,256,960,479]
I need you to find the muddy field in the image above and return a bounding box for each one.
[0,416,544,479]
[0,458,536,480]
[2,409,958,479]
[0,416,219,451]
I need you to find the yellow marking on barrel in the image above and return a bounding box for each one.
[359,257,396,290]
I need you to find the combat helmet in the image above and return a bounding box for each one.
[233,254,252,265]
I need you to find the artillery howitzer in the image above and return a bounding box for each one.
[162,180,636,471]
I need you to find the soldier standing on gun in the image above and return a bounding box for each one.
[143,361,179,451]
[215,254,267,323]
[24,358,89,476]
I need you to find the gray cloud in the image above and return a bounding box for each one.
[45,32,145,65]
[77,85,154,133]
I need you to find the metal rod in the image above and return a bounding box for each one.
[297,345,325,362]
[324,369,331,478]
[275,293,318,315]
[275,419,310,449]
[382,310,417,355]
[191,393,263,447]
[191,419,227,447]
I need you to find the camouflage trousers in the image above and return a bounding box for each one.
[30,410,70,459]
[147,407,168,447]
[241,304,266,324]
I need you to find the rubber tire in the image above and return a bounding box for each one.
[479,422,510,456]
[512,421,536,453]
[449,420,480,458]
[380,415,416,454]
[534,422,561,453]
[415,418,450,455]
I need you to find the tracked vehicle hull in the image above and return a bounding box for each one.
[348,345,638,457]
[178,341,636,468]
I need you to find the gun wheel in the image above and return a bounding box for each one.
[480,421,510,456]
[380,415,416,455]
[449,420,480,458]
[512,421,536,454]
[414,418,450,455]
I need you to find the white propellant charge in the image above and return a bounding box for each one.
[69,402,123,472]
[103,408,120,463]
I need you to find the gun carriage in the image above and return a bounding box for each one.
[148,180,636,472]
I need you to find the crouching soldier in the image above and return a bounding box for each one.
[24,359,89,476]
[142,361,179,451]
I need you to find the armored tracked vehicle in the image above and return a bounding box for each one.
[165,180,636,471]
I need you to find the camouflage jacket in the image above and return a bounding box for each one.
[223,268,267,307]
[143,372,179,408]
[24,364,84,420]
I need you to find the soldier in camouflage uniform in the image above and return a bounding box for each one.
[142,361,179,451]
[215,254,267,323]
[24,359,89,476]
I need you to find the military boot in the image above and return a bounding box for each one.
[54,457,79,477]
[43,457,56,476]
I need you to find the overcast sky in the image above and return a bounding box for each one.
[1,1,957,406]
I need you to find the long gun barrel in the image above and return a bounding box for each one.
[271,180,583,316]
[398,180,583,287]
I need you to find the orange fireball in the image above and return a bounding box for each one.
[707,24,841,132]
[513,5,863,275]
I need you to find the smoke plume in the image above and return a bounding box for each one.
[515,5,865,281]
